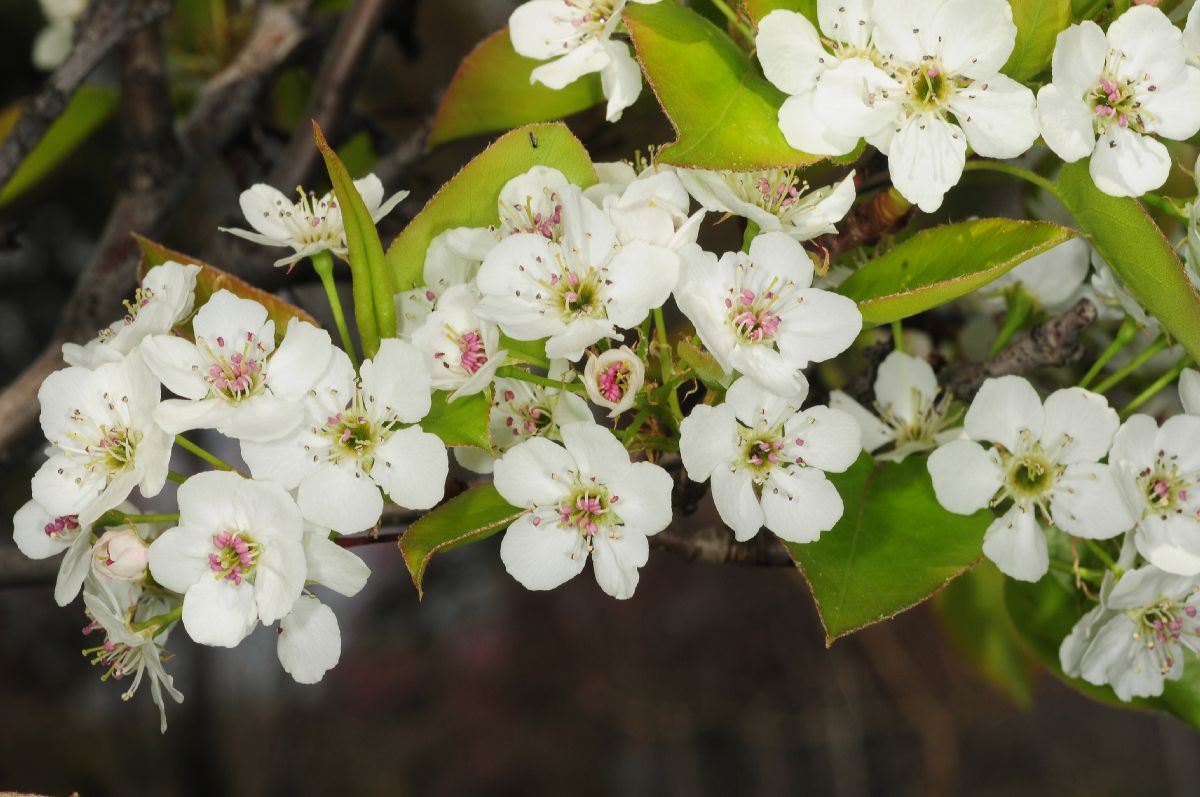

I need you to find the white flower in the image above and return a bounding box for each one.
[493,421,673,599]
[475,183,680,361]
[988,237,1091,314]
[147,471,307,648]
[680,376,860,543]
[757,0,1039,212]
[829,350,959,462]
[927,377,1135,582]
[220,175,406,268]
[1180,367,1200,416]
[32,351,171,527]
[32,0,86,70]
[1037,5,1200,197]
[674,232,862,397]
[1187,2,1200,69]
[1088,252,1157,330]
[81,575,184,733]
[240,339,448,534]
[1061,566,1200,701]
[141,290,335,443]
[395,230,482,337]
[582,345,644,417]
[91,527,149,582]
[584,162,704,250]
[677,168,856,242]
[62,261,200,369]
[1109,413,1200,575]
[509,0,659,122]
[13,500,93,606]
[410,284,507,399]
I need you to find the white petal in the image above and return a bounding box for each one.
[53,531,92,607]
[729,343,810,398]
[545,317,619,361]
[604,461,674,536]
[266,320,333,401]
[749,231,814,288]
[181,576,259,648]
[240,430,315,490]
[499,513,587,590]
[510,0,584,59]
[775,288,863,367]
[1051,21,1107,97]
[298,463,383,534]
[812,57,904,139]
[302,532,371,597]
[559,422,632,482]
[982,505,1049,582]
[1180,368,1200,416]
[1109,414,1157,470]
[529,38,610,89]
[818,0,873,48]
[1136,515,1200,576]
[1036,84,1096,164]
[873,351,938,426]
[829,390,893,453]
[1050,463,1137,539]
[756,10,828,96]
[887,114,967,213]
[1106,5,1185,85]
[927,440,1003,514]
[599,40,642,122]
[871,0,942,63]
[1089,127,1170,198]
[781,173,857,241]
[680,404,739,480]
[964,375,1043,450]
[726,373,804,427]
[711,467,764,542]
[13,500,70,560]
[777,91,862,156]
[932,0,1017,78]
[31,453,100,518]
[762,467,844,543]
[603,242,679,328]
[1157,414,1200,473]
[590,528,649,599]
[192,290,271,347]
[152,398,235,437]
[147,527,212,593]
[1039,387,1118,464]
[493,437,575,508]
[371,426,448,510]
[217,395,305,443]
[278,595,341,684]
[786,406,862,473]
[139,335,208,399]
[253,536,307,624]
[361,339,432,423]
[1141,65,1200,141]
[238,184,295,240]
[949,75,1038,159]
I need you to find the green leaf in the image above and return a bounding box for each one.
[314,121,395,356]
[785,452,990,644]
[134,234,319,346]
[0,85,118,208]
[624,2,823,170]
[741,0,816,25]
[501,334,551,368]
[429,28,605,147]
[399,484,525,597]
[1005,573,1200,730]
[677,338,732,389]
[1003,0,1071,81]
[386,122,596,292]
[933,560,1038,708]
[421,389,493,451]
[1057,160,1200,363]
[837,219,1077,325]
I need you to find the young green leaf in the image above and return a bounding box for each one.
[399,484,525,598]
[741,0,816,25]
[134,234,318,345]
[624,2,823,170]
[785,452,990,645]
[837,219,1077,325]
[420,389,493,451]
[386,122,596,293]
[1002,0,1071,82]
[429,28,605,147]
[1057,160,1200,363]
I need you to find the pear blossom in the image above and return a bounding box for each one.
[1179,368,1200,416]
[829,350,959,462]
[679,376,861,543]
[240,339,447,534]
[674,232,862,397]
[1061,566,1200,701]
[509,0,659,122]
[62,261,200,369]
[395,230,482,337]
[987,237,1091,314]
[81,576,184,733]
[1109,413,1200,576]
[1089,253,1157,330]
[677,168,856,242]
[140,290,335,443]
[410,284,507,399]
[147,471,307,648]
[1037,5,1200,197]
[475,182,680,361]
[757,0,1040,212]
[33,351,171,527]
[13,500,93,606]
[582,345,644,417]
[927,377,1135,582]
[584,162,704,250]
[446,166,577,261]
[220,175,406,268]
[33,0,86,70]
[494,421,673,599]
[91,527,150,582]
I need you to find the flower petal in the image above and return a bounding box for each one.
[493,436,576,508]
[1039,387,1118,464]
[361,339,433,424]
[1089,127,1170,198]
[1050,463,1137,539]
[499,513,587,590]
[181,576,259,648]
[756,10,828,95]
[298,463,383,534]
[873,351,938,427]
[147,526,212,593]
[302,532,371,597]
[982,504,1049,582]
[590,528,649,599]
[1036,84,1095,163]
[711,467,764,542]
[927,439,1003,514]
[604,461,674,536]
[762,466,844,543]
[785,406,862,473]
[949,75,1038,159]
[370,426,448,510]
[277,595,341,684]
[964,375,1043,450]
[680,403,739,480]
[887,114,967,213]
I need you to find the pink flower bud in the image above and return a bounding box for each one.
[91,529,150,582]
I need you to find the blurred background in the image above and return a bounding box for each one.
[0,1,1198,794]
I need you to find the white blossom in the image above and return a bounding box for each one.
[680,376,860,543]
[677,168,856,241]
[13,500,94,606]
[584,162,704,249]
[493,421,673,599]
[410,284,507,399]
[988,237,1091,314]
[674,232,862,398]
[927,376,1135,581]
[91,527,150,583]
[582,345,644,417]
[1180,367,1200,416]
[395,230,482,337]
[1088,252,1157,330]
[32,0,86,70]
[1038,5,1200,197]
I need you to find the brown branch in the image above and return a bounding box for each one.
[810,186,913,261]
[941,297,1099,401]
[0,0,172,192]
[650,522,793,567]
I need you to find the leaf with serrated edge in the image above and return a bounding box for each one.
[400,484,525,598]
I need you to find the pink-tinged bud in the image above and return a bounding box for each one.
[91,529,149,582]
[582,346,645,418]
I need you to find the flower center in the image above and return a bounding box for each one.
[84,424,142,473]
[598,361,630,402]
[207,529,261,586]
[1089,74,1144,132]
[44,514,80,539]
[1130,594,1200,675]
[199,332,268,402]
[83,619,140,682]
[1135,458,1198,517]
[556,0,619,43]
[550,266,604,318]
[909,62,952,110]
[727,279,786,344]
[500,192,563,240]
[876,389,957,448]
[1007,453,1055,498]
[112,286,155,331]
[740,430,787,482]
[447,327,488,375]
[280,187,342,246]
[320,405,382,465]
[550,483,619,538]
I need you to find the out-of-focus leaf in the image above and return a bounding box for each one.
[1003,0,1071,81]
[837,219,1077,325]
[678,338,732,389]
[785,452,989,644]
[336,130,378,179]
[624,2,823,170]
[1057,160,1200,363]
[429,28,605,147]
[399,484,525,597]
[421,389,492,451]
[386,122,596,292]
[134,234,318,345]
[741,0,816,24]
[270,68,314,132]
[0,85,117,208]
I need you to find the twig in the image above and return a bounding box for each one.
[810,186,913,261]
[941,297,1098,402]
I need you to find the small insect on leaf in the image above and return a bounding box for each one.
[528,131,538,148]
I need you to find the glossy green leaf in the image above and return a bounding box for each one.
[786,452,990,644]
[624,2,822,170]
[386,122,596,292]
[429,28,605,147]
[399,484,525,597]
[933,560,1038,708]
[0,85,117,208]
[420,389,493,451]
[677,338,732,389]
[314,121,394,356]
[134,234,318,345]
[1006,572,1200,730]
[501,334,551,368]
[1004,0,1071,81]
[837,219,1077,325]
[741,0,816,25]
[1057,160,1200,363]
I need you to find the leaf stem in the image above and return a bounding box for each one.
[495,365,585,394]
[130,606,183,634]
[742,219,759,253]
[1082,539,1117,571]
[963,160,1060,201]
[620,406,651,446]
[175,435,241,472]
[311,250,359,370]
[707,0,755,42]
[1092,334,1170,395]
[1121,357,1193,418]
[653,307,683,421]
[990,287,1034,355]
[1049,559,1104,583]
[891,319,904,354]
[1079,315,1139,389]
[166,470,187,485]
